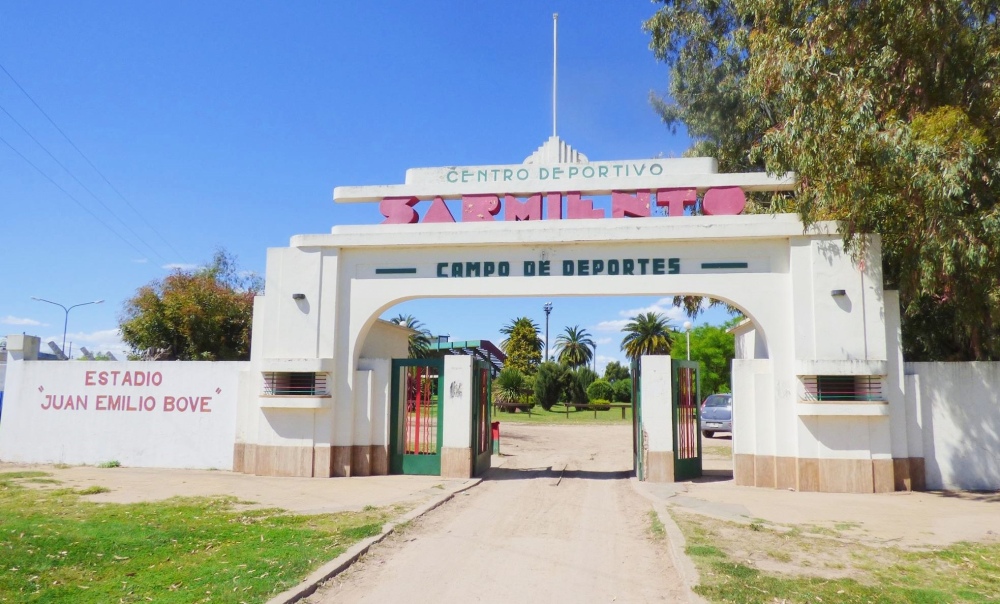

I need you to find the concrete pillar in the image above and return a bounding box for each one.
[441,355,473,478]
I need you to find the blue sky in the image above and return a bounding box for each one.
[0,1,735,369]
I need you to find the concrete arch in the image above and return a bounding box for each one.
[350,288,772,376]
[242,214,900,493]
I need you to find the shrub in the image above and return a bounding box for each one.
[562,369,589,405]
[589,399,611,410]
[533,362,566,411]
[494,368,528,404]
[575,366,598,390]
[612,379,633,403]
[587,379,614,401]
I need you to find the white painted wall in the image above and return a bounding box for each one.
[0,360,245,470]
[906,362,1000,491]
[731,359,771,456]
[731,320,766,360]
[360,322,411,359]
[353,369,374,448]
[358,358,391,446]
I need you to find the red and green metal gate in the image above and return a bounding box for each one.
[672,359,702,480]
[390,359,444,475]
[470,359,492,476]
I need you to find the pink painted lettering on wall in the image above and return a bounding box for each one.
[84,370,163,387]
[379,188,746,224]
[611,190,651,218]
[505,194,542,221]
[656,189,698,216]
[702,187,748,215]
[38,372,216,414]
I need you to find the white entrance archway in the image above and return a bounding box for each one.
[235,151,913,493]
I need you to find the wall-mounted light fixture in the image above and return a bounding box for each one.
[830,289,847,297]
[292,293,306,300]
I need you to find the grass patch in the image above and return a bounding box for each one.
[671,508,1000,603]
[0,472,407,603]
[24,478,61,485]
[75,486,111,495]
[648,510,666,540]
[96,460,121,468]
[0,471,50,481]
[702,445,732,458]
[493,403,633,424]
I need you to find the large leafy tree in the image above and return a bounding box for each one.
[603,360,631,383]
[671,323,735,395]
[389,314,432,358]
[621,312,673,362]
[555,325,595,369]
[119,250,261,360]
[644,1,1000,361]
[500,317,543,374]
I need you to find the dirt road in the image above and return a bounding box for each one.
[307,423,686,603]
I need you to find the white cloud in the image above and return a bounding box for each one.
[593,319,630,332]
[162,263,199,271]
[1,315,45,326]
[590,297,691,336]
[595,337,613,345]
[593,354,626,375]
[616,297,686,320]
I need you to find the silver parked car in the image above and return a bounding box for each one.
[700,393,732,438]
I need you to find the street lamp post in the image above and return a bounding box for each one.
[683,320,693,361]
[543,302,553,362]
[31,297,104,359]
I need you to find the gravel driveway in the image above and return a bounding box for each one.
[309,423,686,603]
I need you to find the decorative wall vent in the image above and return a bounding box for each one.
[801,375,883,402]
[262,372,328,396]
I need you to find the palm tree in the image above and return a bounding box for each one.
[389,313,432,358]
[555,325,595,368]
[620,312,673,362]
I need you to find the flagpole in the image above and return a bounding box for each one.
[552,13,558,137]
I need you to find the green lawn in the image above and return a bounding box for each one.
[492,402,633,424]
[0,471,405,603]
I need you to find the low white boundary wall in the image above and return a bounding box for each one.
[906,362,1000,491]
[0,360,246,470]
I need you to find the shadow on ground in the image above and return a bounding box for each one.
[934,490,1000,503]
[485,467,631,481]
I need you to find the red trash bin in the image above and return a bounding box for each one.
[491,421,500,454]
